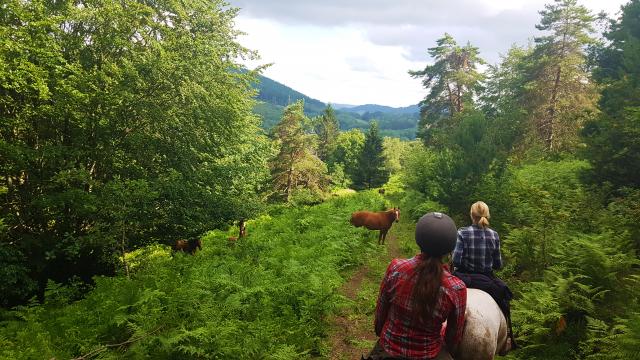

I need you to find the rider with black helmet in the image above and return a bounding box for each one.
[365,212,467,360]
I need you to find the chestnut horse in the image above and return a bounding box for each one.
[173,238,202,255]
[350,207,400,245]
[228,218,247,245]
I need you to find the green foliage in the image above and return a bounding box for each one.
[410,33,485,145]
[251,76,419,139]
[352,122,389,190]
[0,193,382,359]
[583,0,640,189]
[270,100,329,202]
[583,311,640,360]
[328,129,365,179]
[511,282,563,347]
[382,138,418,175]
[0,244,37,307]
[314,104,340,161]
[328,163,351,189]
[254,75,326,116]
[402,110,500,217]
[0,0,269,304]
[478,159,640,357]
[501,160,592,276]
[523,0,600,152]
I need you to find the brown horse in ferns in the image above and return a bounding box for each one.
[228,218,247,245]
[350,207,400,245]
[173,238,202,255]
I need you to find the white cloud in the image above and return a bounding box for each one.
[232,0,629,107]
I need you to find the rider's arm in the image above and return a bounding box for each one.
[492,232,503,270]
[452,230,464,269]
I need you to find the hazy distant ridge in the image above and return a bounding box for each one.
[252,75,419,139]
[338,103,419,115]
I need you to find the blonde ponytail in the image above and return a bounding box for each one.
[470,201,490,228]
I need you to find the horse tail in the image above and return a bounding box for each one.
[412,256,443,323]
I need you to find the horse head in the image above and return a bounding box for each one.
[393,207,400,223]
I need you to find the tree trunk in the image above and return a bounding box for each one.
[545,65,562,151]
[544,24,569,151]
[285,165,293,202]
[121,222,130,279]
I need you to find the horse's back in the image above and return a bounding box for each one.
[350,211,376,229]
[350,211,387,230]
[454,289,508,360]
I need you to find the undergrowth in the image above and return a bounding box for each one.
[0,192,389,359]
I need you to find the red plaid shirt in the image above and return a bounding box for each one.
[374,254,467,359]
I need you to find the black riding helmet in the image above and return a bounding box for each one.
[415,212,457,257]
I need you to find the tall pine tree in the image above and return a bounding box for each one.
[352,122,389,189]
[270,100,328,201]
[314,104,339,162]
[525,0,599,151]
[410,33,485,145]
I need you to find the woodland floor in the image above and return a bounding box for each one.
[327,218,413,360]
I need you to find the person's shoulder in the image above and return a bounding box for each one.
[457,225,473,233]
[486,227,500,238]
[388,256,419,272]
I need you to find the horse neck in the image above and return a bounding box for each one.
[386,210,396,222]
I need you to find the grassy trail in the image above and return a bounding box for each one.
[327,212,417,360]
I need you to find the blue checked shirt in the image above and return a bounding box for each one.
[452,225,503,274]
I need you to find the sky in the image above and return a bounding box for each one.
[229,0,629,107]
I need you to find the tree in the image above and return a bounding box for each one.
[328,129,365,178]
[410,34,485,145]
[582,0,640,189]
[314,104,339,161]
[382,137,415,175]
[0,0,269,304]
[352,122,389,189]
[270,100,328,201]
[525,0,600,151]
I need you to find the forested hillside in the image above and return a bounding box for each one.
[252,75,420,139]
[1,0,639,359]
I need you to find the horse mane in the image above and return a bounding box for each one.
[385,208,398,222]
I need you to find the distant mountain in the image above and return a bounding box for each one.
[254,75,326,116]
[338,104,420,115]
[251,75,420,140]
[331,103,358,110]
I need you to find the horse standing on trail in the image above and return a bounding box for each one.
[350,207,400,245]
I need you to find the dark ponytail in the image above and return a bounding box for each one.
[412,256,443,322]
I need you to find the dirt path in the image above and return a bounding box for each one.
[327,234,402,360]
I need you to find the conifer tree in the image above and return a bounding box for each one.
[270,100,329,201]
[410,33,485,145]
[271,101,309,201]
[526,0,599,151]
[352,122,389,189]
[314,104,339,161]
[583,0,640,189]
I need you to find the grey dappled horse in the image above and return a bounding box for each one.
[452,288,510,360]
